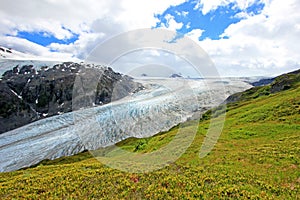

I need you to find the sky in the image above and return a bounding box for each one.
[0,0,299,77]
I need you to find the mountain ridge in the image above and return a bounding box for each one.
[225,68,300,103]
[0,61,143,133]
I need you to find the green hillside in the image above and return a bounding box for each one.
[0,73,299,199]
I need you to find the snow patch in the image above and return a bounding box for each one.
[9,89,22,100]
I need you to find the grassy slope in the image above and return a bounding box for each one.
[0,81,299,199]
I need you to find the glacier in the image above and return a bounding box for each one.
[0,78,252,172]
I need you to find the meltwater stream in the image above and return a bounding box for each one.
[0,78,251,172]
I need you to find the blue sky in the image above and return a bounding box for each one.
[155,0,265,40]
[0,0,299,77]
[12,1,265,45]
[13,31,79,47]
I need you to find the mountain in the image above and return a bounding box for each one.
[0,61,143,133]
[250,77,275,86]
[0,68,298,199]
[225,69,300,103]
[169,73,183,78]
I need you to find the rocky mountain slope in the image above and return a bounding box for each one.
[226,69,300,103]
[0,61,143,133]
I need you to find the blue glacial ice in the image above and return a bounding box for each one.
[0,78,252,172]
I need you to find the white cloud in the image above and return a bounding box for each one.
[162,14,184,31]
[0,35,77,61]
[0,0,186,60]
[175,10,189,17]
[186,29,204,42]
[116,0,186,28]
[182,11,189,17]
[196,0,300,76]
[110,49,200,77]
[48,32,105,59]
[186,22,191,29]
[194,0,266,15]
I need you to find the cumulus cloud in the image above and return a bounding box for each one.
[194,0,267,15]
[0,35,77,61]
[160,14,184,31]
[0,0,185,59]
[48,33,105,59]
[197,0,300,76]
[186,29,204,42]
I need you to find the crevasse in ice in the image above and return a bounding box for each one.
[0,78,251,172]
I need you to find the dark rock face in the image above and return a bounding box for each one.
[0,62,143,133]
[169,73,182,78]
[251,78,275,86]
[269,69,300,93]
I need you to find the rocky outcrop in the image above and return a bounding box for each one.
[269,69,300,93]
[0,62,143,133]
[169,73,183,78]
[225,69,300,103]
[251,77,275,86]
